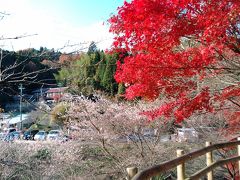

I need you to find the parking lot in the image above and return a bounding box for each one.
[0,128,70,143]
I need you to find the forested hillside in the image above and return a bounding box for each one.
[0,43,124,106]
[0,47,61,104]
[55,43,126,96]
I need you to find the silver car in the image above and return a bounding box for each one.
[34,131,47,141]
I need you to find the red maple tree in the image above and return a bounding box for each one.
[109,0,240,125]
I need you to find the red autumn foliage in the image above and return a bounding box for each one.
[109,0,240,125]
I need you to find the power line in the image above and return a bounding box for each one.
[0,87,52,116]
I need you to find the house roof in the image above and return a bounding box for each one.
[0,114,28,124]
[32,87,68,94]
[46,87,68,93]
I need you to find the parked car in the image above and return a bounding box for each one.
[0,132,7,141]
[4,131,21,141]
[11,131,21,140]
[0,128,18,141]
[4,128,16,134]
[46,130,69,142]
[34,131,47,141]
[60,135,70,142]
[23,130,39,140]
[46,130,61,140]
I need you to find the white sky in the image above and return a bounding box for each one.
[0,0,121,52]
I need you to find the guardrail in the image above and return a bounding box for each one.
[126,137,240,180]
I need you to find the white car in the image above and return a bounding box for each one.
[46,130,60,140]
[34,131,47,141]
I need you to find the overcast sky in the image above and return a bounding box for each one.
[0,0,125,52]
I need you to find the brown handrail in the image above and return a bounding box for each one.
[132,140,240,180]
[187,156,240,180]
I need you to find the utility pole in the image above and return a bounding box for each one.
[19,83,25,130]
[0,48,2,82]
[40,84,44,101]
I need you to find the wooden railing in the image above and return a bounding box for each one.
[126,138,240,180]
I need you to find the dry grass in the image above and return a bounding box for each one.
[0,139,206,180]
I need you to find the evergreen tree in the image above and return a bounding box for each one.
[87,41,97,55]
[102,54,118,95]
[94,51,106,89]
[55,50,122,96]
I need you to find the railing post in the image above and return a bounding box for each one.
[177,149,185,180]
[127,167,138,180]
[238,137,240,178]
[206,141,213,180]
